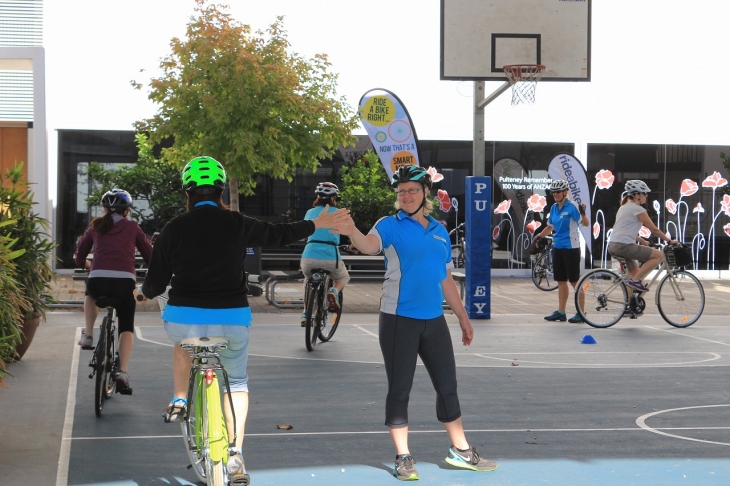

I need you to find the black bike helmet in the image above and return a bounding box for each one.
[315,182,339,198]
[391,165,432,189]
[101,189,133,213]
[181,156,227,195]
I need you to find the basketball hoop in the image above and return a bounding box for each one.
[503,64,546,106]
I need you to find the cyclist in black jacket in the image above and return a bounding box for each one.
[135,156,348,484]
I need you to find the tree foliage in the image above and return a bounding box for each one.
[86,134,186,233]
[133,0,359,199]
[338,151,396,234]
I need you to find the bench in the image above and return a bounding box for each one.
[261,252,386,280]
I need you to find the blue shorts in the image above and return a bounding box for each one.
[164,322,250,393]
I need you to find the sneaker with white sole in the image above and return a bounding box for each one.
[300,311,307,327]
[163,397,187,423]
[78,331,93,349]
[227,453,250,485]
[626,279,649,293]
[326,288,340,311]
[393,454,419,481]
[114,370,130,388]
[445,445,497,472]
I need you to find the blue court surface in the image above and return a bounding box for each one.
[52,311,730,485]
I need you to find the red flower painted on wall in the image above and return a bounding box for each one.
[527,194,547,212]
[592,222,600,239]
[665,199,677,215]
[680,179,699,197]
[595,170,615,189]
[639,226,651,238]
[702,171,728,189]
[526,220,540,235]
[436,189,452,211]
[724,223,730,238]
[722,194,730,217]
[494,200,512,214]
[492,226,501,240]
[426,166,444,183]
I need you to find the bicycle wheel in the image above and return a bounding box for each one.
[204,373,228,486]
[305,282,320,351]
[657,270,705,328]
[94,318,109,417]
[532,252,558,291]
[576,269,627,328]
[319,280,342,342]
[182,373,207,484]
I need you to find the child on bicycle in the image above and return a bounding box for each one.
[74,189,152,392]
[135,157,349,484]
[608,180,678,293]
[300,182,351,325]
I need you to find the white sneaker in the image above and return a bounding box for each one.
[78,331,93,349]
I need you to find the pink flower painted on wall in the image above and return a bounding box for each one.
[426,166,444,183]
[527,194,547,212]
[702,171,728,189]
[436,189,452,211]
[680,179,699,197]
[595,170,615,189]
[724,223,730,237]
[693,203,704,213]
[494,200,512,214]
[592,222,600,239]
[526,220,540,235]
[665,199,677,215]
[639,226,651,238]
[722,194,730,217]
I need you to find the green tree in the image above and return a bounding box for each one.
[133,0,358,210]
[86,133,186,233]
[339,151,395,234]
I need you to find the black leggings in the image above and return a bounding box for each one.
[379,312,461,428]
[85,277,137,334]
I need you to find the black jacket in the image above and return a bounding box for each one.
[142,204,314,309]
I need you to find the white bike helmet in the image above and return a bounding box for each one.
[315,182,339,198]
[548,179,569,192]
[624,180,650,195]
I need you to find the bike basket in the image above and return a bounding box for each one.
[665,245,693,268]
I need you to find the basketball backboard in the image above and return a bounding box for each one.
[441,0,591,82]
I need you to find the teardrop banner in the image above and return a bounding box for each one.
[548,152,592,254]
[358,88,420,179]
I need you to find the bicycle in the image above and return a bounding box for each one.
[177,336,239,486]
[449,222,466,268]
[531,236,557,291]
[575,244,705,328]
[87,296,131,417]
[303,268,343,351]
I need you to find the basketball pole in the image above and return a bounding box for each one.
[472,81,510,176]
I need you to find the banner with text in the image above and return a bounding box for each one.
[548,153,592,253]
[493,157,542,229]
[358,89,420,179]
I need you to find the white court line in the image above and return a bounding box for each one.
[66,425,730,441]
[646,326,730,346]
[353,324,378,338]
[474,351,722,367]
[636,404,730,447]
[490,292,528,305]
[56,328,82,486]
[135,327,173,347]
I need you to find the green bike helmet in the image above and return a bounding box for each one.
[391,165,432,189]
[181,156,227,194]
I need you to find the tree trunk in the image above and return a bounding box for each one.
[229,178,240,212]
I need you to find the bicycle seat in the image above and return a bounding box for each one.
[311,268,331,275]
[95,296,124,310]
[180,336,228,351]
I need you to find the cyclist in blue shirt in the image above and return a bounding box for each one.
[337,165,497,481]
[300,182,350,325]
[534,179,590,323]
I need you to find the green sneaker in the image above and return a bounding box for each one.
[544,310,567,321]
[445,445,497,472]
[393,454,419,480]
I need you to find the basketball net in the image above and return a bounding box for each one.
[503,64,546,106]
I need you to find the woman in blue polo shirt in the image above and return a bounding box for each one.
[339,165,497,481]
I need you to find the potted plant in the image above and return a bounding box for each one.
[0,162,56,361]
[0,219,29,378]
